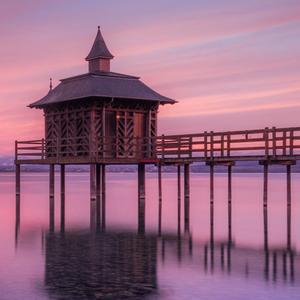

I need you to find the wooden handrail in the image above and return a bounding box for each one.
[15,126,300,161]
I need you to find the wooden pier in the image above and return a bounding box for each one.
[15,126,299,235]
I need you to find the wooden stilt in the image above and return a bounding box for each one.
[184,164,190,232]
[177,165,181,234]
[210,164,214,244]
[96,164,101,229]
[16,164,20,196]
[90,164,96,230]
[287,164,291,250]
[158,164,162,235]
[49,164,55,232]
[138,163,146,233]
[228,165,232,243]
[101,164,106,230]
[263,163,268,251]
[60,164,65,232]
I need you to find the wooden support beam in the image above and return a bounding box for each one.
[184,163,190,233]
[138,164,146,233]
[177,165,181,234]
[101,164,106,230]
[210,164,214,245]
[96,164,101,229]
[287,164,292,250]
[60,164,65,232]
[263,162,268,251]
[158,164,162,235]
[90,164,96,230]
[16,164,20,196]
[228,165,232,243]
[49,164,55,232]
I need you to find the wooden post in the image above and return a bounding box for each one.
[287,164,291,250]
[90,164,96,230]
[263,162,268,250]
[101,164,106,230]
[138,164,146,233]
[158,164,162,235]
[264,127,269,158]
[60,164,65,232]
[16,164,20,196]
[272,126,276,156]
[177,165,181,234]
[96,164,101,229]
[210,163,214,245]
[184,163,190,232]
[228,164,232,243]
[49,164,55,232]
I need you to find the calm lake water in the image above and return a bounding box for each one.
[1,171,300,299]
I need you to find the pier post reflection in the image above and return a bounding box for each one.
[15,194,20,248]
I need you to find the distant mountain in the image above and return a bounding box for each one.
[0,155,299,173]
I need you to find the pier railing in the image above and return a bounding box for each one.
[15,126,300,162]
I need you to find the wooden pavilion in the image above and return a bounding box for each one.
[29,26,175,163]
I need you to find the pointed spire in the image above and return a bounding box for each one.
[86,26,114,61]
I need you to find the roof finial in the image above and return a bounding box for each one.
[49,78,53,91]
[98,25,100,30]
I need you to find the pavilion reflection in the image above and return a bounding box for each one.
[44,231,158,300]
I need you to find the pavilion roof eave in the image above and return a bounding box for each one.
[28,95,177,109]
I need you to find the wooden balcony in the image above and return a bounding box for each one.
[15,126,300,165]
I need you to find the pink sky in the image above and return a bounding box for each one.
[1,0,300,154]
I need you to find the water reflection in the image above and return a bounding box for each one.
[44,231,157,300]
[13,172,300,299]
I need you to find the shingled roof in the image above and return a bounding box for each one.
[29,27,176,108]
[29,72,175,108]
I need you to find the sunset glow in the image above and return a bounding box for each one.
[1,0,300,154]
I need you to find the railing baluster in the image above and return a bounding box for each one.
[189,136,192,158]
[290,130,294,156]
[221,134,224,157]
[178,136,181,158]
[283,130,287,156]
[227,134,230,157]
[272,126,276,157]
[204,131,208,159]
[264,127,269,158]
